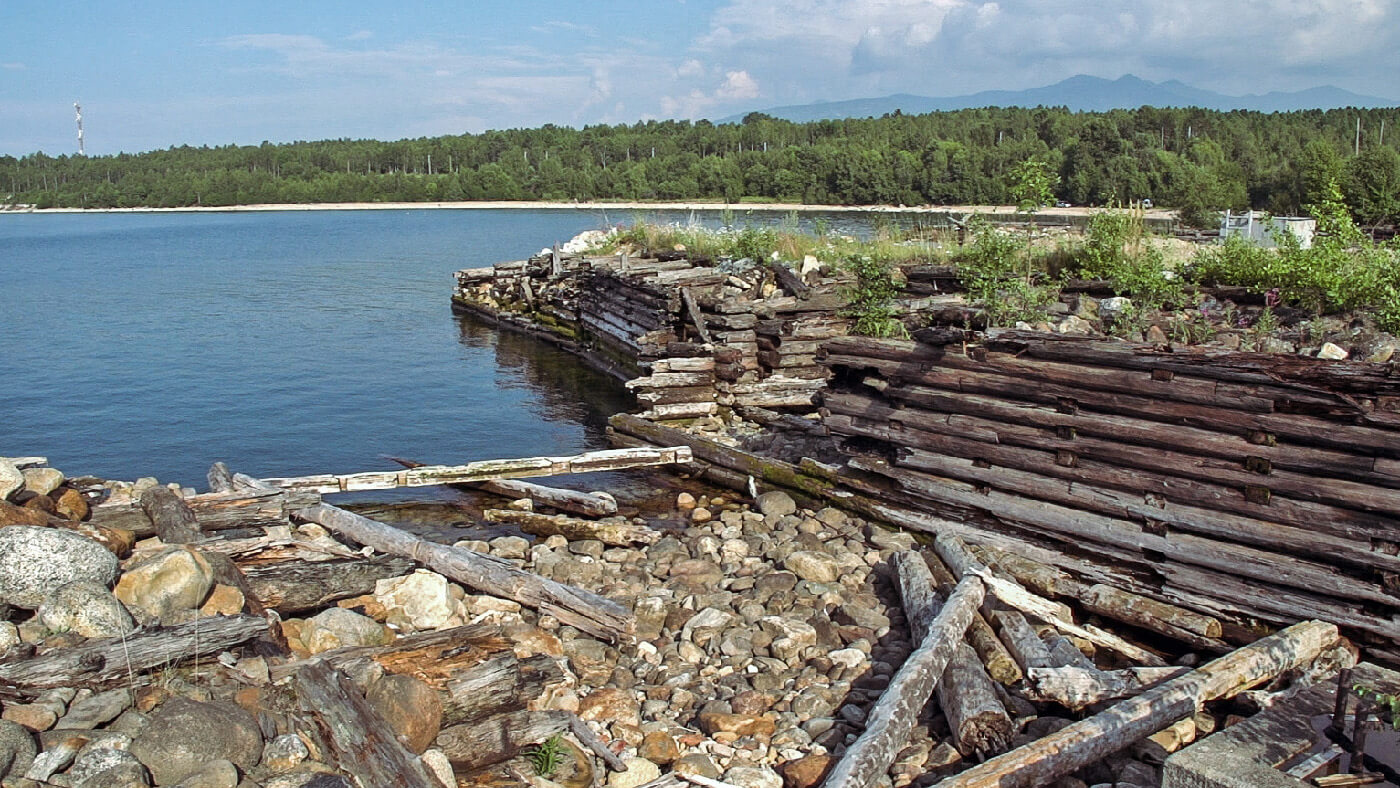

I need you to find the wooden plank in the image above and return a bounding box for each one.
[293,659,437,788]
[263,447,692,494]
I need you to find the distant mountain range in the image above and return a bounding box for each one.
[718,74,1397,123]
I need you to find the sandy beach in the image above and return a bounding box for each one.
[3,200,1177,221]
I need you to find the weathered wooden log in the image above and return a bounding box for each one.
[138,486,203,543]
[91,486,303,537]
[822,393,1395,541]
[625,372,714,389]
[681,287,713,344]
[293,659,437,788]
[934,533,1167,666]
[639,401,721,419]
[921,553,1022,685]
[990,610,1054,672]
[985,330,1400,398]
[769,260,811,299]
[483,509,660,547]
[0,615,267,695]
[294,503,633,642]
[264,446,692,494]
[1023,666,1191,710]
[822,575,985,788]
[893,552,1012,757]
[476,479,617,518]
[436,709,572,771]
[240,555,418,615]
[868,457,1397,610]
[930,620,1340,788]
[1042,631,1097,670]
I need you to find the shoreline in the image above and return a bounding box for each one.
[1,199,1177,220]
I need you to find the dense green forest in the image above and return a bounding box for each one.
[3,106,1398,227]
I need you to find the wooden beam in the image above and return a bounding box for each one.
[931,620,1340,788]
[822,574,984,788]
[262,446,693,494]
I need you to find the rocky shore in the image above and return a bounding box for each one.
[0,452,1294,788]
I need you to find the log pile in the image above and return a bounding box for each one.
[452,243,864,419]
[817,330,1400,653]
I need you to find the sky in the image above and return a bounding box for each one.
[3,0,1398,156]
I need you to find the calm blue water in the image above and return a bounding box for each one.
[0,209,647,491]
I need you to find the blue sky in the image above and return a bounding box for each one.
[4,1,1398,156]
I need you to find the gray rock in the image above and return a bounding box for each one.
[489,535,529,559]
[299,607,391,653]
[40,581,135,639]
[263,773,353,788]
[68,747,149,788]
[261,733,309,773]
[782,551,840,584]
[0,719,36,780]
[21,467,65,496]
[755,491,796,519]
[1099,296,1133,319]
[129,697,262,786]
[0,460,23,502]
[724,766,783,788]
[0,527,119,609]
[58,689,133,730]
[171,758,239,788]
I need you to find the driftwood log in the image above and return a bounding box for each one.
[240,555,417,615]
[293,502,633,642]
[293,658,437,788]
[934,533,1167,666]
[483,509,659,546]
[921,552,1022,684]
[386,456,618,517]
[436,709,572,771]
[822,574,985,788]
[0,615,268,695]
[893,552,1012,756]
[931,620,1340,788]
[1023,666,1191,710]
[264,446,692,494]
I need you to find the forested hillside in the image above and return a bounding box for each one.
[3,106,1397,227]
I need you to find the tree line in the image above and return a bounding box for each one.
[2,106,1397,227]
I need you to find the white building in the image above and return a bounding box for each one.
[1220,210,1315,249]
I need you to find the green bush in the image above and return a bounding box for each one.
[956,217,1059,327]
[840,253,908,338]
[1075,210,1188,311]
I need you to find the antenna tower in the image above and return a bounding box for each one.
[74,102,84,156]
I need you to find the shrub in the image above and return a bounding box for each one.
[840,253,908,338]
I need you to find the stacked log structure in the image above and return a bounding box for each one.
[453,247,863,418]
[817,329,1400,655]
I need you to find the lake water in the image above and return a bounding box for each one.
[0,207,888,502]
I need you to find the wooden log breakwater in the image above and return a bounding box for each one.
[452,245,970,418]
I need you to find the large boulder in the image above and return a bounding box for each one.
[129,697,262,785]
[0,527,119,609]
[39,580,135,638]
[114,547,213,624]
[0,720,35,780]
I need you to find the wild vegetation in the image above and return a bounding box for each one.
[599,191,1400,338]
[4,106,1398,229]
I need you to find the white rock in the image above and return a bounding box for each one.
[1318,342,1349,360]
[301,607,392,653]
[0,459,22,501]
[724,766,783,788]
[607,757,661,788]
[374,570,454,631]
[1099,296,1134,317]
[800,255,822,277]
[40,581,134,638]
[20,467,64,496]
[421,748,455,788]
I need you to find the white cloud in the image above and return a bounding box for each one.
[1,63,25,71]
[688,0,1400,105]
[345,30,373,41]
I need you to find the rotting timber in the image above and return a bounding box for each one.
[455,237,1400,665]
